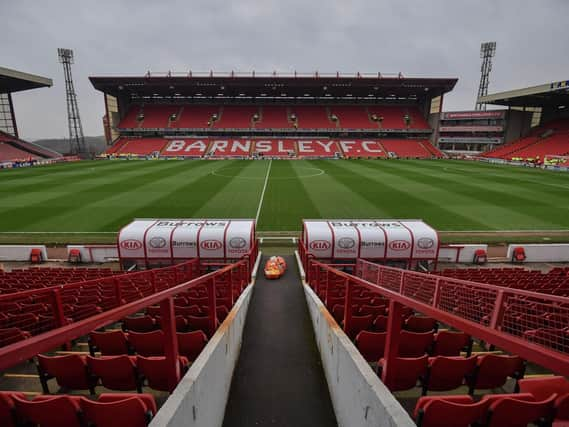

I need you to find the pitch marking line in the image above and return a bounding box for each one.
[255,160,272,223]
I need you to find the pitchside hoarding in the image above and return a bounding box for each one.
[302,219,439,261]
[118,219,255,265]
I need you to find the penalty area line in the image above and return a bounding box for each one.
[255,160,272,224]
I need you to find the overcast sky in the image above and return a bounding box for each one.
[2,0,569,140]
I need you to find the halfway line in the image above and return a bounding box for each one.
[255,160,272,223]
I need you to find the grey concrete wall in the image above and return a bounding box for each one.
[150,256,258,427]
[301,268,415,427]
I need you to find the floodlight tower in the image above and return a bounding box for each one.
[58,48,86,155]
[475,41,497,111]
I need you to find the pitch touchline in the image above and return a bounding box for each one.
[255,160,272,223]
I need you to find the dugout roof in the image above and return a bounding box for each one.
[0,66,53,94]
[89,71,457,102]
[479,79,569,108]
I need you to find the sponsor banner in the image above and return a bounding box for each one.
[303,219,438,260]
[550,80,569,91]
[118,219,255,260]
[329,222,359,258]
[438,137,503,144]
[439,126,503,132]
[441,111,505,120]
[118,220,156,259]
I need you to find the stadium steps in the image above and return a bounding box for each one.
[222,255,337,426]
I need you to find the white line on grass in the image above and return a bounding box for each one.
[255,160,272,223]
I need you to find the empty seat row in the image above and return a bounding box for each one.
[89,329,208,359]
[0,391,156,427]
[37,353,189,394]
[377,353,525,394]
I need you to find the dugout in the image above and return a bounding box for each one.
[117,219,256,269]
[301,219,440,269]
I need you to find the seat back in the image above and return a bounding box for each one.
[399,331,434,357]
[177,331,208,361]
[415,396,489,427]
[0,392,25,427]
[345,314,374,340]
[519,376,569,400]
[431,331,470,356]
[87,355,140,391]
[469,354,525,391]
[405,315,437,333]
[13,395,82,427]
[123,315,156,332]
[81,395,150,427]
[89,330,130,355]
[423,356,477,393]
[486,394,556,427]
[384,355,428,391]
[136,356,188,392]
[128,330,165,356]
[355,331,386,362]
[37,354,94,392]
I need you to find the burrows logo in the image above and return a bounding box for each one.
[149,237,167,249]
[389,240,411,251]
[120,240,142,250]
[229,237,247,249]
[309,240,331,250]
[417,238,435,249]
[338,237,356,249]
[200,240,223,250]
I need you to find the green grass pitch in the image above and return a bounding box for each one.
[1,159,568,238]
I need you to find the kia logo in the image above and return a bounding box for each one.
[417,238,435,249]
[389,240,411,251]
[200,240,223,250]
[229,237,247,249]
[309,240,331,250]
[338,237,356,249]
[149,237,167,248]
[120,239,142,250]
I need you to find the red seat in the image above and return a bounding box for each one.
[0,328,31,346]
[13,394,83,427]
[414,395,489,427]
[345,314,374,340]
[399,330,434,357]
[89,330,130,355]
[483,393,556,427]
[358,304,386,317]
[0,392,26,427]
[37,354,96,394]
[136,356,189,392]
[431,330,471,356]
[123,315,156,332]
[421,356,477,395]
[128,330,165,356]
[87,355,142,392]
[405,315,438,333]
[174,304,202,317]
[355,331,386,362]
[81,393,157,427]
[154,315,188,332]
[377,355,428,391]
[519,376,569,425]
[177,331,208,361]
[466,354,525,394]
[186,315,217,338]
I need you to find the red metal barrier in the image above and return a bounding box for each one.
[0,258,254,386]
[305,258,569,379]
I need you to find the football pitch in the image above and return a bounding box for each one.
[1,159,569,242]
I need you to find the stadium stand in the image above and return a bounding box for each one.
[255,106,294,129]
[0,141,38,161]
[0,131,60,161]
[118,105,142,128]
[329,106,375,129]
[139,105,180,129]
[213,106,259,129]
[381,139,440,158]
[171,105,220,129]
[339,140,387,158]
[110,138,168,155]
[291,106,334,129]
